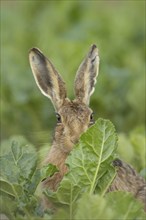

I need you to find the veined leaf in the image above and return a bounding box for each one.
[0,135,35,157]
[0,140,37,183]
[95,164,116,196]
[45,118,118,217]
[0,194,17,219]
[0,137,59,218]
[0,180,22,198]
[0,138,39,217]
[66,118,118,194]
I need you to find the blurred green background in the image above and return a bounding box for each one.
[1,1,145,170]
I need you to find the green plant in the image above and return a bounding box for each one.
[0,119,145,219]
[1,1,145,144]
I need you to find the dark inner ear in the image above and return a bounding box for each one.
[35,64,53,95]
[30,48,53,94]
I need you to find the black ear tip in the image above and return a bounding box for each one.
[89,44,99,59]
[30,47,37,52]
[29,47,42,55]
[91,44,97,49]
[29,47,46,62]
[90,44,98,53]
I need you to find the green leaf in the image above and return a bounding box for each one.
[75,192,146,220]
[106,192,146,219]
[45,119,117,218]
[0,139,37,183]
[66,118,118,194]
[0,137,59,218]
[118,127,146,171]
[0,136,35,157]
[130,131,145,168]
[0,180,22,198]
[95,164,116,196]
[27,164,58,195]
[75,194,112,220]
[41,164,59,180]
[0,138,41,217]
[118,133,135,162]
[11,141,23,162]
[0,194,17,219]
[52,208,70,220]
[45,179,81,218]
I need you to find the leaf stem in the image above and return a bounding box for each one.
[89,127,105,194]
[122,202,134,219]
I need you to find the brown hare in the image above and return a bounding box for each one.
[29,44,146,211]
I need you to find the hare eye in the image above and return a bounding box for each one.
[90,112,94,122]
[56,113,62,123]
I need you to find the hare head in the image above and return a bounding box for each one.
[29,44,99,189]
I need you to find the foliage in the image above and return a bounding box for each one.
[1,1,145,219]
[0,136,58,219]
[118,126,146,172]
[0,119,145,219]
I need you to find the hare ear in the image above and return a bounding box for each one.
[74,44,100,105]
[29,48,67,110]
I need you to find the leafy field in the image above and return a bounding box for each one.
[1,1,145,143]
[0,119,145,219]
[1,1,145,219]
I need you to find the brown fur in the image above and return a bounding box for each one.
[29,45,146,211]
[42,99,92,191]
[109,159,146,210]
